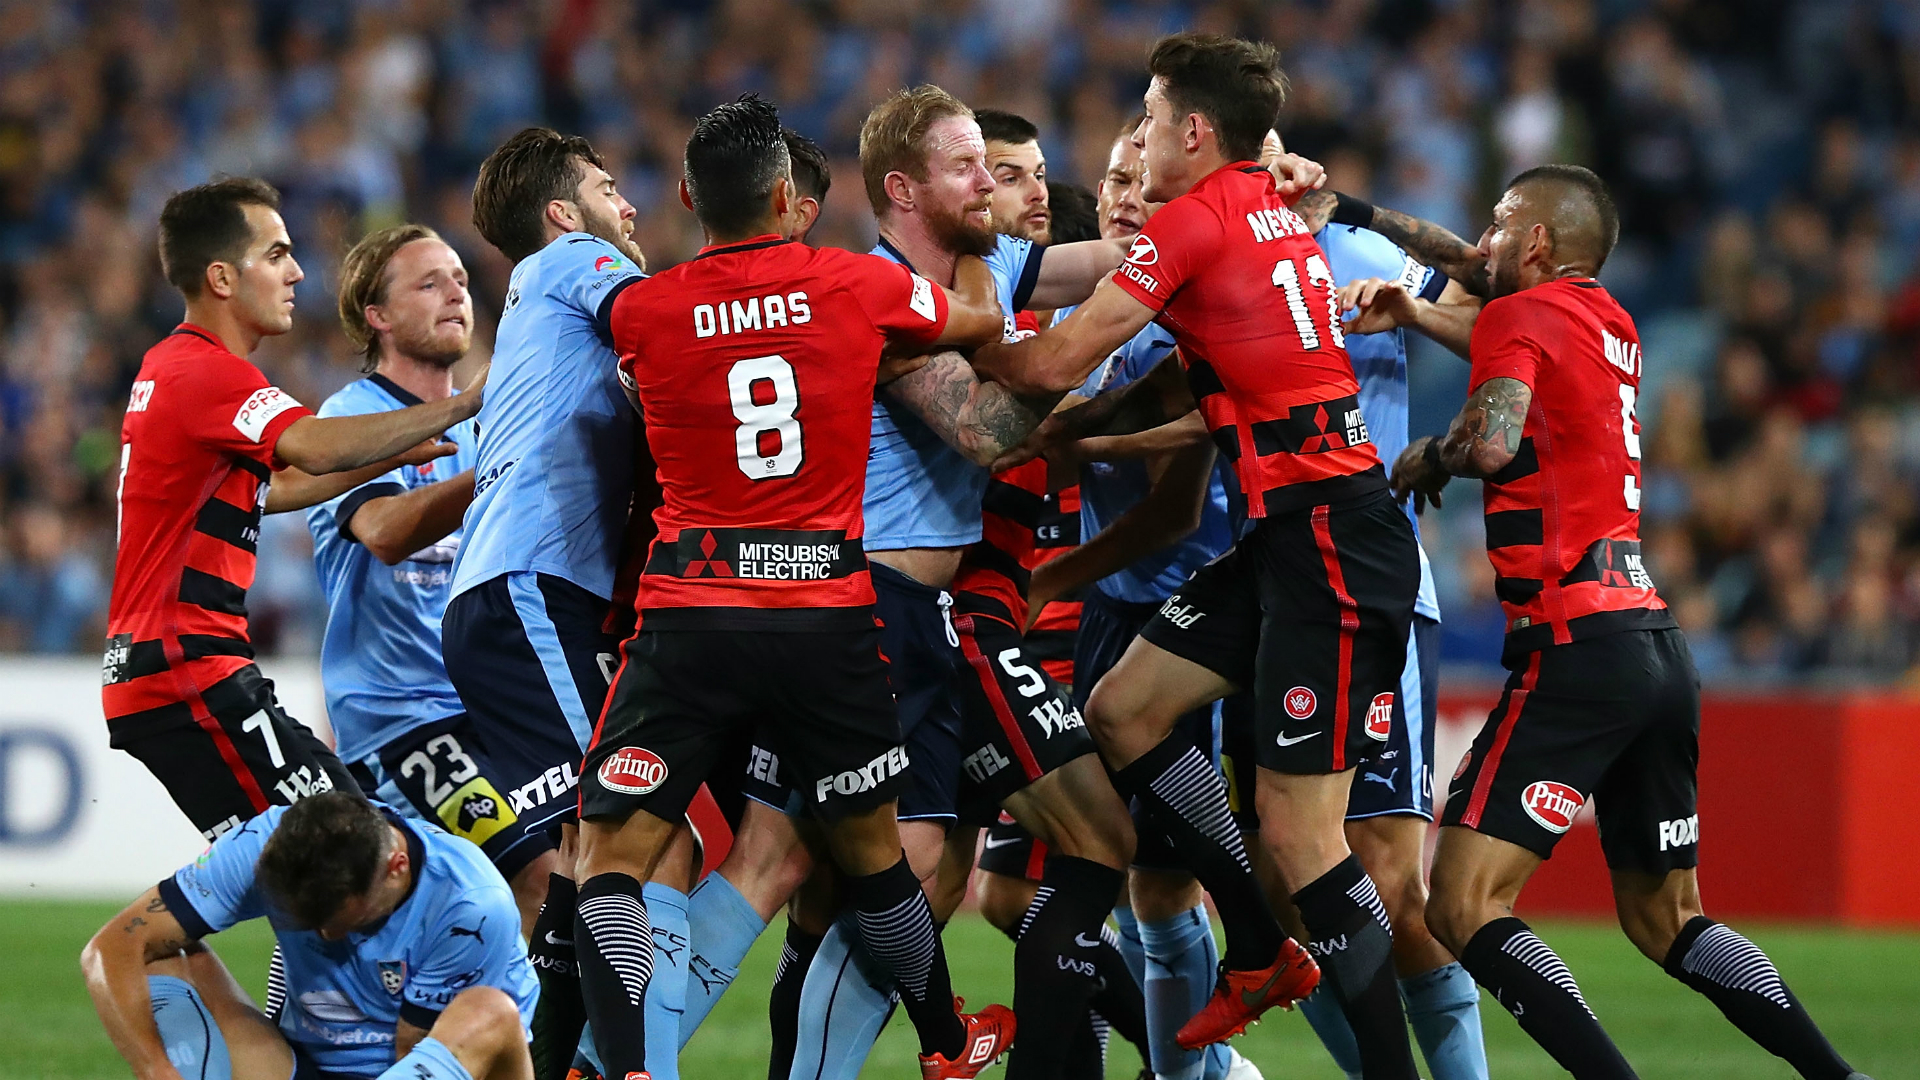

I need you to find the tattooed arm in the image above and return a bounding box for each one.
[987,356,1197,472]
[81,888,200,1080]
[882,352,1065,467]
[1390,376,1532,511]
[1365,204,1490,299]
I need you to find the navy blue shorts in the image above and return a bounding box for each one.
[348,713,553,881]
[442,571,618,835]
[872,562,968,824]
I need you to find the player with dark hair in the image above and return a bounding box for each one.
[309,224,558,940]
[1376,165,1871,1080]
[972,33,1426,1078]
[573,94,1012,1080]
[109,178,480,845]
[783,128,832,241]
[449,126,655,1080]
[82,791,537,1080]
[1044,181,1101,246]
[977,109,1050,244]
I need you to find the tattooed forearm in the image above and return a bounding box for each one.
[1440,377,1531,478]
[1293,189,1336,234]
[1369,206,1490,298]
[965,382,1058,457]
[1053,358,1194,441]
[883,352,1061,465]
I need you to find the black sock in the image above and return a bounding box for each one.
[766,920,824,1080]
[574,873,653,1078]
[1292,855,1418,1080]
[1087,923,1151,1059]
[845,856,963,1059]
[1061,1010,1108,1080]
[1459,916,1635,1080]
[1004,857,1126,1080]
[1664,916,1852,1080]
[1114,737,1282,970]
[528,874,587,1080]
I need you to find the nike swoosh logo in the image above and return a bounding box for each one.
[982,836,1021,849]
[1275,731,1321,747]
[545,932,573,947]
[1074,932,1101,948]
[1240,961,1290,1008]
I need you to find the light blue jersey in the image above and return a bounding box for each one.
[1316,224,1443,621]
[450,232,644,601]
[157,805,537,1078]
[307,377,476,763]
[864,234,1042,550]
[1074,320,1239,604]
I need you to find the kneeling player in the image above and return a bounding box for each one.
[311,224,555,936]
[1394,165,1867,1080]
[575,96,1013,1080]
[82,792,538,1080]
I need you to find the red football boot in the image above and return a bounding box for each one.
[1175,937,1321,1049]
[918,999,1017,1079]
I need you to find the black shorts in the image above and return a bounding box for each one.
[115,665,359,841]
[978,814,1049,880]
[1140,488,1418,776]
[442,571,619,835]
[1442,628,1701,873]
[347,714,553,881]
[705,731,803,831]
[870,562,967,824]
[952,598,1098,826]
[579,625,908,824]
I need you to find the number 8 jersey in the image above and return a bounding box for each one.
[1466,278,1673,663]
[1110,162,1382,518]
[607,236,950,630]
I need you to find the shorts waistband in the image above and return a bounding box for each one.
[869,558,950,599]
[1084,589,1165,622]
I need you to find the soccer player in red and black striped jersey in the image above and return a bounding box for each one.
[568,96,1014,1080]
[1390,166,1866,1080]
[109,178,483,842]
[973,34,1426,1077]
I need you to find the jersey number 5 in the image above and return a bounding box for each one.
[1272,254,1346,352]
[729,355,803,480]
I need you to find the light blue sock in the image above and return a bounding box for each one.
[148,975,232,1080]
[375,1035,472,1080]
[1403,961,1488,1080]
[678,872,768,1046]
[643,882,691,1080]
[787,918,897,1080]
[1111,905,1147,990]
[1299,987,1363,1080]
[1137,905,1233,1080]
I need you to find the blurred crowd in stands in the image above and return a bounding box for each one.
[1,0,1918,686]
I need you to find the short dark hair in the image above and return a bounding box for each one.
[255,793,390,931]
[1508,163,1621,270]
[157,178,283,299]
[685,95,791,238]
[1046,181,1101,243]
[472,127,606,263]
[1146,33,1287,164]
[784,129,832,203]
[975,109,1039,148]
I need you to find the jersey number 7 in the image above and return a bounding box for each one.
[728,355,803,480]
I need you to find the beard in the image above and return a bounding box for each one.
[1489,246,1522,299]
[391,320,468,369]
[578,203,648,270]
[926,197,998,258]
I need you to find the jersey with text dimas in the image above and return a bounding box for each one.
[104,325,313,739]
[1110,163,1382,517]
[1468,277,1673,664]
[609,236,949,629]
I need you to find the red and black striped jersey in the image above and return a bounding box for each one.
[1468,278,1674,663]
[1111,163,1383,517]
[953,460,1081,678]
[609,236,949,630]
[1025,480,1080,684]
[104,324,313,734]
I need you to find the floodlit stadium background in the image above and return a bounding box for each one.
[0,2,1917,1074]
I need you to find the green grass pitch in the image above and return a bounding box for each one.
[7,899,1917,1078]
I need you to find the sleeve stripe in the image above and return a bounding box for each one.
[594,275,644,347]
[1419,271,1449,303]
[1011,243,1046,314]
[398,1001,442,1030]
[334,482,407,544]
[157,877,214,940]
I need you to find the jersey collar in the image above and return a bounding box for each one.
[693,235,789,261]
[170,322,228,351]
[874,235,916,273]
[367,372,424,407]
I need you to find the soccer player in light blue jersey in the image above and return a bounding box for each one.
[448,127,673,1080]
[309,225,556,940]
[82,792,537,1080]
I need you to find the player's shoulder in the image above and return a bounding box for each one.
[317,378,395,419]
[514,232,642,298]
[1316,224,1408,281]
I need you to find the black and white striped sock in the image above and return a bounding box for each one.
[1114,736,1282,971]
[1292,854,1418,1080]
[1460,916,1635,1080]
[575,873,653,1078]
[846,857,962,1058]
[1665,916,1853,1080]
[766,922,823,1080]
